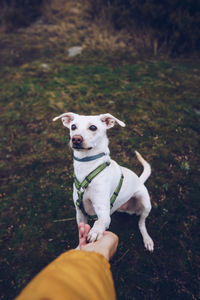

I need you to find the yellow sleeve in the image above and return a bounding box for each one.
[16,250,116,300]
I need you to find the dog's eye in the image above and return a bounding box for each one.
[71,124,77,130]
[89,125,97,131]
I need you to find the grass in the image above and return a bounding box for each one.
[0,47,200,300]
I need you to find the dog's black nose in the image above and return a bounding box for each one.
[72,135,83,145]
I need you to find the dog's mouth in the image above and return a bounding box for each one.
[70,139,92,151]
[72,145,92,151]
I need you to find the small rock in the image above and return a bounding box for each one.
[194,108,200,115]
[68,46,83,57]
[41,63,49,72]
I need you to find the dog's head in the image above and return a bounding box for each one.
[53,113,125,152]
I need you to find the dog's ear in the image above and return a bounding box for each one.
[53,112,77,128]
[100,113,126,129]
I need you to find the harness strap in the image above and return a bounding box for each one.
[110,173,124,208]
[74,162,124,221]
[74,161,110,191]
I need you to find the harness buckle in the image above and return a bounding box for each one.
[77,190,83,198]
[85,177,91,183]
[76,199,81,207]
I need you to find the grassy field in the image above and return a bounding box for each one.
[0,42,200,300]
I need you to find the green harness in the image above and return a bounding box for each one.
[74,161,124,221]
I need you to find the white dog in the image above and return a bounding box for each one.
[53,113,154,252]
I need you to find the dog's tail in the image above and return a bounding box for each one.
[135,151,151,184]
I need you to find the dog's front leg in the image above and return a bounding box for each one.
[75,206,88,225]
[87,203,111,242]
[73,188,88,225]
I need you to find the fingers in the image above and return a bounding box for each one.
[78,223,91,248]
[78,224,119,260]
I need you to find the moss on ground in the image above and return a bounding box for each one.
[0,50,200,300]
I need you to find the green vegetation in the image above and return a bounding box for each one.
[0,50,200,299]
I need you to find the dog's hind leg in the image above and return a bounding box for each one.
[134,187,154,252]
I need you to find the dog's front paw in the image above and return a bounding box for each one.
[144,237,154,252]
[87,228,103,243]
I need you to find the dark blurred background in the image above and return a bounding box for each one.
[0,0,199,55]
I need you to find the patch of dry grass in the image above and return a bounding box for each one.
[0,0,161,60]
[40,0,157,53]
